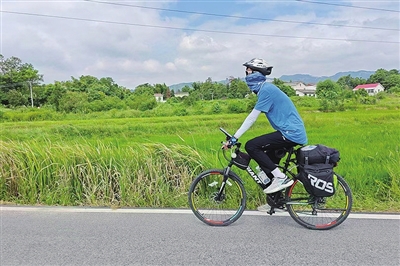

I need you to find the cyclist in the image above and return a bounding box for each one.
[224,58,308,202]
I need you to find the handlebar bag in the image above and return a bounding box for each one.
[233,152,251,170]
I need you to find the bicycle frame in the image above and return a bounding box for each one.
[217,143,300,213]
[222,144,297,189]
[189,128,353,229]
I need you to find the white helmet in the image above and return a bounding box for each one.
[243,58,273,76]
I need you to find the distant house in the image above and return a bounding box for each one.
[286,82,317,97]
[154,93,165,102]
[353,83,385,96]
[174,92,189,98]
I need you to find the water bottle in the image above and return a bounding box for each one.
[255,166,271,185]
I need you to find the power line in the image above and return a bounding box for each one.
[84,0,399,32]
[295,0,400,13]
[1,10,399,44]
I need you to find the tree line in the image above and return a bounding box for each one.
[1,54,399,113]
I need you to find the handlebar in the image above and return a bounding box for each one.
[219,127,241,150]
[219,127,232,139]
[219,128,244,166]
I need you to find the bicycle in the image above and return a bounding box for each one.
[188,128,353,230]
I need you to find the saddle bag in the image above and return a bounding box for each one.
[296,144,340,197]
[297,163,336,197]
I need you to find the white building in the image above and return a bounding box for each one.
[174,92,189,98]
[353,83,385,96]
[286,82,317,97]
[154,93,165,102]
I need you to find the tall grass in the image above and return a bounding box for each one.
[0,140,206,207]
[1,102,399,211]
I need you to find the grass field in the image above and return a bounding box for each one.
[1,101,399,212]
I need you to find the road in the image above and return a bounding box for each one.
[1,206,399,266]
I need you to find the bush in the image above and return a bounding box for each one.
[176,108,188,116]
[227,100,246,113]
[388,86,400,93]
[291,96,319,108]
[212,102,222,114]
[359,96,377,105]
[0,107,62,121]
[376,92,386,100]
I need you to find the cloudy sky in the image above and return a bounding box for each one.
[1,0,399,89]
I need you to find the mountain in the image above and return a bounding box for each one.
[169,82,195,92]
[279,70,375,84]
[168,70,375,91]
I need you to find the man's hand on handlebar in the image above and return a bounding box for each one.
[222,136,238,150]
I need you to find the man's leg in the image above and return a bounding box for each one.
[245,131,296,194]
[245,131,295,173]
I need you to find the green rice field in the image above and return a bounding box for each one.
[1,104,399,212]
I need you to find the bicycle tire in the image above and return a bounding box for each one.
[285,173,353,230]
[188,169,246,226]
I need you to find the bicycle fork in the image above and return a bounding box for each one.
[214,167,231,201]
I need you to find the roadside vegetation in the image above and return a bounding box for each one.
[1,55,399,212]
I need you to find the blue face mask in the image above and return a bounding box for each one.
[245,72,266,94]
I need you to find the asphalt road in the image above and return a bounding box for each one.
[1,206,399,266]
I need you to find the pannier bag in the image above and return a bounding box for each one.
[297,163,337,197]
[297,144,340,166]
[296,144,340,197]
[233,152,251,170]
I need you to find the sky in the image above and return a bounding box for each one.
[1,0,399,89]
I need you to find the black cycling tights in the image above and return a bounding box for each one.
[245,131,298,173]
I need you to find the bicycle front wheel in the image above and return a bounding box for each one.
[286,173,352,230]
[188,169,246,226]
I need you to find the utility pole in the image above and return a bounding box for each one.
[29,81,33,107]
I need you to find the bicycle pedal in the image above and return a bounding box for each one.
[267,208,275,215]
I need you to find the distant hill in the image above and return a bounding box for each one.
[279,70,375,84]
[169,82,195,92]
[168,70,375,91]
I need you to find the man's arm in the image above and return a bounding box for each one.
[233,109,261,139]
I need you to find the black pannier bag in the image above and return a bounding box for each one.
[296,145,340,197]
[297,163,336,197]
[297,144,340,166]
[233,152,251,170]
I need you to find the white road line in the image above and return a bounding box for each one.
[1,206,399,220]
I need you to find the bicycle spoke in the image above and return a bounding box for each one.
[286,174,352,230]
[188,169,246,226]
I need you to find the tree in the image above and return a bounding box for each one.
[125,83,157,111]
[7,89,27,107]
[45,82,67,111]
[337,75,366,90]
[316,80,344,111]
[58,91,88,113]
[154,83,172,99]
[0,54,43,106]
[134,83,155,95]
[368,69,400,91]
[126,93,157,111]
[228,78,248,98]
[181,85,192,93]
[272,78,296,97]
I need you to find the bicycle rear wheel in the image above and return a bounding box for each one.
[286,173,352,230]
[188,169,246,226]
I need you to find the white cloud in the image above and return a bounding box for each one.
[1,0,398,88]
[179,34,226,53]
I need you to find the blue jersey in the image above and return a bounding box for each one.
[246,72,308,145]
